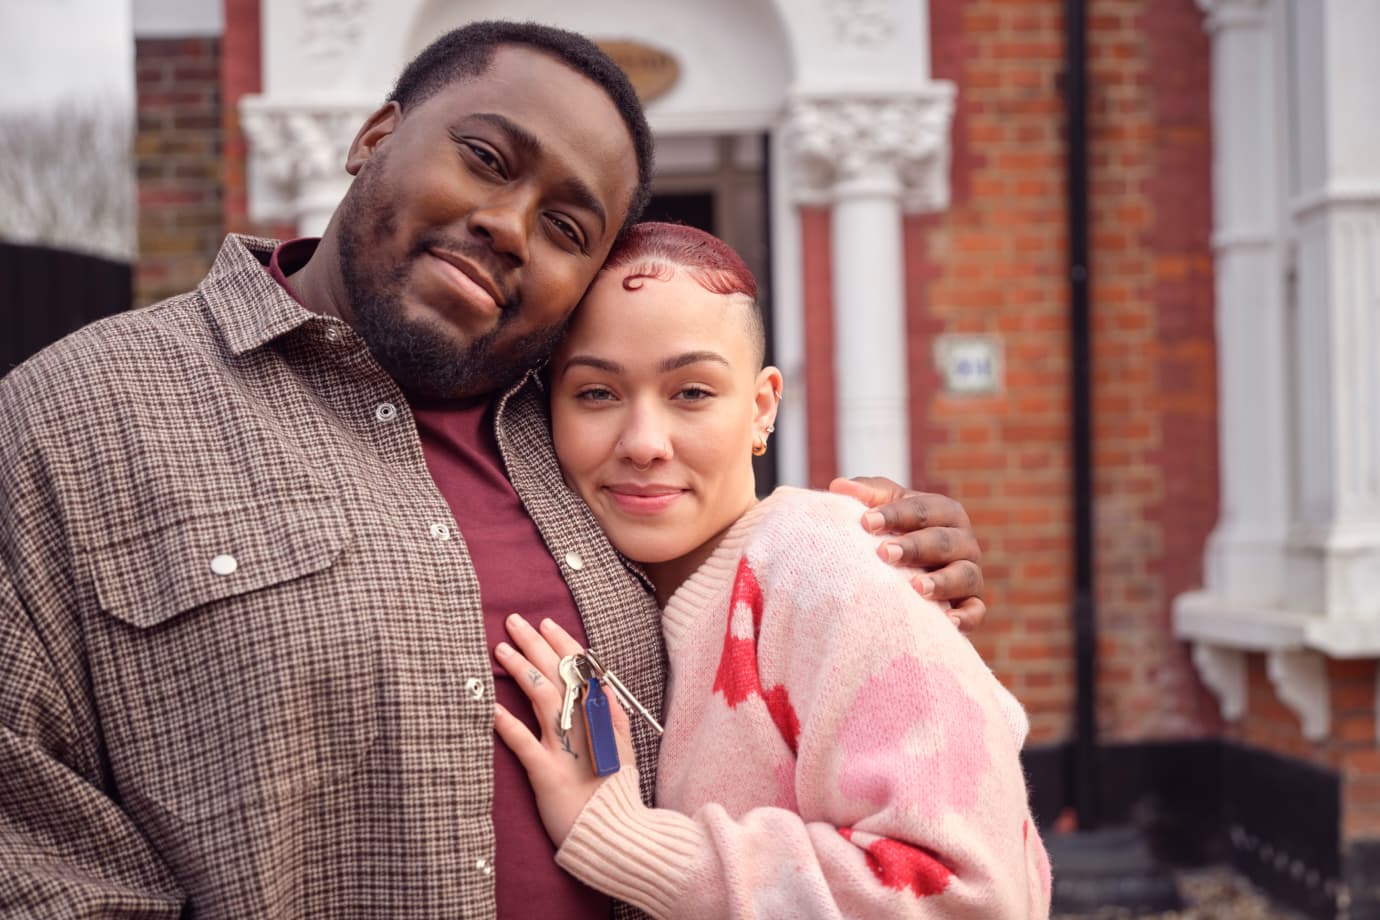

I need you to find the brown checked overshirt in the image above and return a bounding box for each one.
[0,235,666,918]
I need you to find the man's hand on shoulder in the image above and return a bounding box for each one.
[829,476,986,632]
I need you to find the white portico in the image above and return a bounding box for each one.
[1177,0,1380,739]
[239,0,955,487]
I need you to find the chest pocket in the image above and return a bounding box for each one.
[85,495,380,823]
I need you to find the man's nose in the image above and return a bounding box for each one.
[467,188,533,265]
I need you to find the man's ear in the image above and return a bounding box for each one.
[345,101,402,176]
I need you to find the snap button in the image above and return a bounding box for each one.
[375,402,398,422]
[465,677,485,701]
[209,554,238,576]
[564,551,584,571]
[430,523,451,541]
[475,856,493,876]
[324,327,341,343]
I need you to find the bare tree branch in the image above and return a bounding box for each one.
[0,98,135,261]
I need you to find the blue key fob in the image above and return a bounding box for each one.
[583,675,621,777]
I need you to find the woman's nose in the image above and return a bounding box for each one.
[617,407,673,468]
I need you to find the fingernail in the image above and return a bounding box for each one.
[919,577,936,597]
[506,613,524,627]
[495,642,513,657]
[863,511,885,532]
[879,542,902,563]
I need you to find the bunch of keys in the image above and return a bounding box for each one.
[558,648,664,777]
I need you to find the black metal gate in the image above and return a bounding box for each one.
[1,241,132,375]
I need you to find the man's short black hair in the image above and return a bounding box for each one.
[388,20,654,236]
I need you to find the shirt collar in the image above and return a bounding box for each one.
[199,234,318,356]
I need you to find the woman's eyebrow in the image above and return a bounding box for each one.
[561,351,731,377]
[561,355,623,376]
[659,351,730,372]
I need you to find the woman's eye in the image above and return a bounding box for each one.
[676,386,713,402]
[575,387,615,402]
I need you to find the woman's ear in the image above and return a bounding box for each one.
[753,366,784,436]
[345,101,402,176]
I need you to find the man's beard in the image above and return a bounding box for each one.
[335,166,567,400]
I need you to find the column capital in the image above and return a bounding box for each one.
[238,98,371,226]
[783,88,955,212]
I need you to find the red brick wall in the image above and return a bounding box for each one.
[221,0,293,239]
[800,207,838,488]
[134,37,224,306]
[886,0,1218,744]
[222,0,261,236]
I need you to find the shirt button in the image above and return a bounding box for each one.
[375,402,398,422]
[209,554,238,576]
[465,677,485,700]
[565,551,584,571]
[475,856,493,876]
[430,523,451,541]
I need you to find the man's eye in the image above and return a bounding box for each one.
[456,136,505,177]
[547,213,586,249]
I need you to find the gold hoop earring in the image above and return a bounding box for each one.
[752,435,768,457]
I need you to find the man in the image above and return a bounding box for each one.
[0,22,984,919]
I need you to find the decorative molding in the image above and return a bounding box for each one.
[300,0,370,60]
[1172,590,1308,651]
[1196,0,1268,33]
[783,88,955,212]
[1266,650,1331,741]
[1191,643,1247,722]
[1209,228,1276,253]
[1289,182,1380,221]
[239,99,372,223]
[830,0,896,48]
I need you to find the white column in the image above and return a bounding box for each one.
[1175,0,1300,718]
[831,173,908,479]
[784,90,954,483]
[1198,0,1290,607]
[1285,0,1380,644]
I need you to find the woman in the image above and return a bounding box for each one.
[493,223,1051,917]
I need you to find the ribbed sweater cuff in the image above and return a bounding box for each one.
[556,768,708,918]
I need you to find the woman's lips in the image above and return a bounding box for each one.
[604,485,684,515]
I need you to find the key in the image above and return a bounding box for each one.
[582,674,621,777]
[583,647,664,736]
[558,655,583,732]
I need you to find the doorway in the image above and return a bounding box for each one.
[643,134,776,492]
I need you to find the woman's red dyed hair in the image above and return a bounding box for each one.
[601,221,758,300]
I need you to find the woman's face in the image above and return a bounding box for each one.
[550,266,780,593]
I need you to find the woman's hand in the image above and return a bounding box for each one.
[492,614,635,847]
[829,476,986,631]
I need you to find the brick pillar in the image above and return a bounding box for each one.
[134,37,224,307]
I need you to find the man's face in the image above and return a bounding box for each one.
[335,45,639,398]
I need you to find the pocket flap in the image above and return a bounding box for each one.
[88,496,348,628]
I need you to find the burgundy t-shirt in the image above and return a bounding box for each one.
[267,240,610,918]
